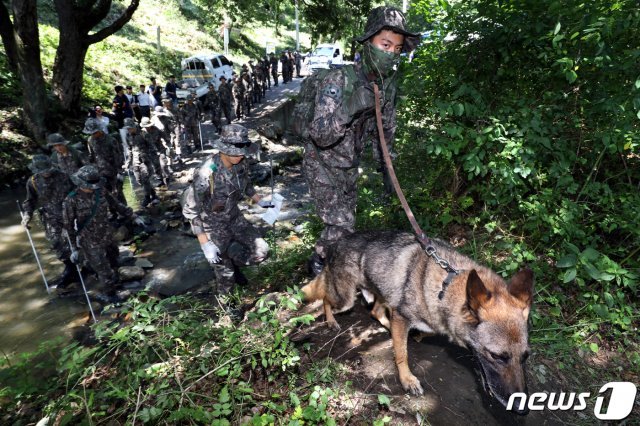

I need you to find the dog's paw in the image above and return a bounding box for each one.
[326,319,341,331]
[401,374,424,396]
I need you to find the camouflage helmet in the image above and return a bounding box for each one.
[213,124,259,157]
[82,117,104,134]
[71,165,103,190]
[356,6,420,52]
[123,117,137,129]
[29,154,54,173]
[46,133,69,147]
[139,117,154,128]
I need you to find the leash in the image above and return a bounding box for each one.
[372,83,459,299]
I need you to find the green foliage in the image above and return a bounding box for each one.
[402,0,640,361]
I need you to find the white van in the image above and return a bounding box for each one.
[307,44,344,71]
[176,53,234,100]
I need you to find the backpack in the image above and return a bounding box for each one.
[291,66,357,140]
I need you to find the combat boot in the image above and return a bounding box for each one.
[51,259,80,289]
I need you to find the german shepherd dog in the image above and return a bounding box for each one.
[302,231,534,412]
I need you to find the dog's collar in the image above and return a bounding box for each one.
[424,245,460,300]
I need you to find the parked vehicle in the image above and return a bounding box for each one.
[307,44,344,72]
[176,53,234,100]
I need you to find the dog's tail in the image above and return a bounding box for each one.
[301,273,326,302]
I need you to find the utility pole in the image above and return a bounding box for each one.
[403,0,407,13]
[295,0,300,51]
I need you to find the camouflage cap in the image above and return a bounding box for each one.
[82,118,104,134]
[123,117,137,129]
[139,117,154,128]
[29,154,54,173]
[356,6,421,52]
[213,124,259,157]
[71,165,104,190]
[46,133,69,147]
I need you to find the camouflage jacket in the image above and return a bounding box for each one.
[269,57,278,72]
[127,130,155,162]
[232,81,244,98]
[22,170,74,223]
[87,133,124,177]
[63,187,133,247]
[142,126,170,153]
[218,82,232,104]
[51,146,88,176]
[205,91,220,109]
[180,102,202,126]
[309,63,397,169]
[182,154,257,234]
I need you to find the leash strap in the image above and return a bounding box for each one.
[372,83,431,248]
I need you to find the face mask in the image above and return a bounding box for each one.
[362,42,400,78]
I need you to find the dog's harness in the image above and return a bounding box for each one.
[373,84,460,299]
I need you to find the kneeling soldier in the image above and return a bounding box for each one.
[182,124,270,294]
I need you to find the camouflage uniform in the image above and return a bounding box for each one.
[180,97,202,149]
[232,77,245,120]
[303,6,419,264]
[269,54,279,86]
[241,74,253,117]
[155,104,184,161]
[123,118,158,205]
[63,166,134,293]
[47,133,87,175]
[22,155,74,263]
[181,124,268,293]
[204,86,221,131]
[218,78,233,124]
[140,117,172,186]
[83,118,127,206]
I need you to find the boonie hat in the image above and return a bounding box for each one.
[29,154,54,173]
[46,133,69,147]
[139,117,154,128]
[356,6,420,52]
[82,118,104,134]
[71,165,104,190]
[212,124,259,157]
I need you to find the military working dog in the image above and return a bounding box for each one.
[301,230,534,411]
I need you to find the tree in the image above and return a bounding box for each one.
[0,0,48,142]
[52,0,140,114]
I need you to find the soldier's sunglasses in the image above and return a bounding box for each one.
[230,142,252,148]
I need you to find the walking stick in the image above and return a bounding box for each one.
[198,121,204,151]
[65,225,97,323]
[16,201,51,294]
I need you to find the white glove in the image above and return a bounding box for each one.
[258,199,274,208]
[133,215,146,226]
[70,250,80,264]
[21,213,31,228]
[201,241,221,264]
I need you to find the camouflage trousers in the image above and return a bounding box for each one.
[209,108,222,131]
[171,126,185,156]
[151,150,172,184]
[183,123,201,149]
[220,102,233,125]
[104,172,127,208]
[201,214,269,293]
[132,155,156,203]
[303,145,358,258]
[41,214,71,262]
[234,96,243,119]
[78,237,119,289]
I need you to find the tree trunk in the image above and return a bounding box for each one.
[8,0,48,143]
[51,27,89,114]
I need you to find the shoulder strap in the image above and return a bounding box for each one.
[341,65,358,99]
[76,189,101,234]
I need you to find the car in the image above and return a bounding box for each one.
[176,53,234,100]
[307,43,344,72]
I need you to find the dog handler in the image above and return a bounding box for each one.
[302,6,420,276]
[181,124,271,294]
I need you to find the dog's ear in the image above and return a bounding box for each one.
[508,267,534,307]
[466,269,492,315]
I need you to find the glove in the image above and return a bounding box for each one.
[339,83,375,121]
[133,215,146,226]
[258,199,274,208]
[70,250,81,264]
[21,213,31,228]
[201,241,221,264]
[117,173,125,182]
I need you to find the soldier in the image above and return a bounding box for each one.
[48,133,87,175]
[139,116,172,187]
[279,51,289,83]
[63,165,143,301]
[302,6,420,276]
[218,76,233,125]
[181,124,270,294]
[269,52,279,86]
[21,155,77,288]
[180,94,203,150]
[262,57,271,89]
[241,73,253,117]
[204,83,221,131]
[232,75,245,121]
[123,118,159,206]
[294,51,302,78]
[161,96,185,162]
[83,117,127,207]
